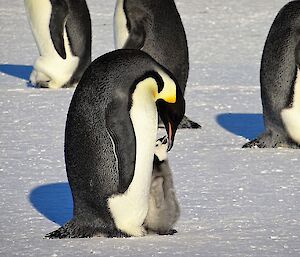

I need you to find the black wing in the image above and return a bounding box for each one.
[49,0,68,59]
[105,88,136,193]
[123,7,146,49]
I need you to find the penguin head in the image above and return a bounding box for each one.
[154,136,168,162]
[127,67,185,151]
[103,50,184,152]
[154,69,185,151]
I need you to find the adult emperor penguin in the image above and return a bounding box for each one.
[113,0,200,128]
[46,49,185,238]
[144,136,180,235]
[243,0,300,148]
[24,0,91,88]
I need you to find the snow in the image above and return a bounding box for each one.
[0,0,299,256]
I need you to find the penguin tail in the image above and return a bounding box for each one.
[178,115,201,129]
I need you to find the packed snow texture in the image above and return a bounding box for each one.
[0,0,299,256]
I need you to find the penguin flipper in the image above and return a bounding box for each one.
[123,8,146,49]
[105,96,136,193]
[49,0,68,59]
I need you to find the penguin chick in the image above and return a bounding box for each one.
[144,136,180,235]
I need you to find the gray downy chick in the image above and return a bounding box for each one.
[144,136,180,235]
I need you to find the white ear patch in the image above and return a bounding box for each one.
[114,0,129,49]
[281,69,300,144]
[155,68,177,103]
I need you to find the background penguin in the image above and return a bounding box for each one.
[144,136,180,235]
[113,0,200,129]
[24,0,91,88]
[46,49,185,238]
[243,0,300,148]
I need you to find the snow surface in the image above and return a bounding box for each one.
[0,0,299,256]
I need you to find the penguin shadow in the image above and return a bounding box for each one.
[29,182,73,226]
[0,64,32,84]
[216,113,264,140]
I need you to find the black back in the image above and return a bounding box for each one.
[123,0,189,95]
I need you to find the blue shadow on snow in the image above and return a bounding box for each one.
[216,113,264,140]
[29,182,73,226]
[0,64,33,80]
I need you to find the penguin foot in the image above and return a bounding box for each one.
[35,81,51,89]
[45,223,96,239]
[45,219,128,239]
[157,229,178,236]
[178,115,201,129]
[242,132,300,149]
[242,138,264,148]
[35,80,66,89]
[62,82,77,88]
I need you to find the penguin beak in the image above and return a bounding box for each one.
[156,86,185,151]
